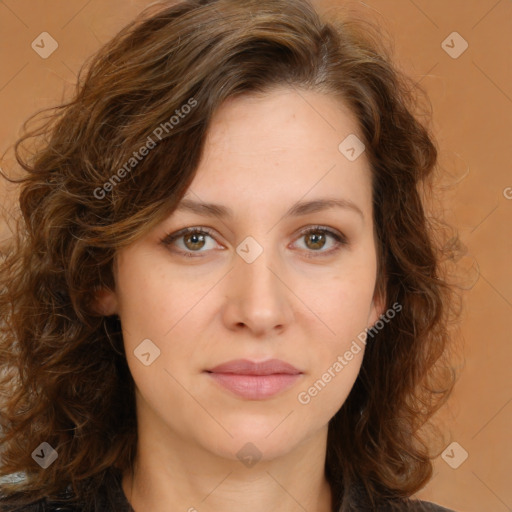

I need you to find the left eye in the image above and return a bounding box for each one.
[294,226,347,256]
[161,226,348,258]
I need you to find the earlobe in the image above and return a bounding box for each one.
[92,287,119,316]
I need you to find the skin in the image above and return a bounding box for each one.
[97,86,385,512]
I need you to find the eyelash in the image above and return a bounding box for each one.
[160,225,348,259]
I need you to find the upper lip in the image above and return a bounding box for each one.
[206,359,302,375]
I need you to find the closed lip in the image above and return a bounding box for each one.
[205,358,302,375]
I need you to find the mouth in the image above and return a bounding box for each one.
[204,358,303,400]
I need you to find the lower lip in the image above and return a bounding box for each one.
[207,373,302,400]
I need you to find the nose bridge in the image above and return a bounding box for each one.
[235,238,281,303]
[224,236,293,332]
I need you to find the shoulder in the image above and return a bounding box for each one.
[342,480,457,511]
[0,497,81,511]
[401,499,456,511]
[0,466,130,512]
[0,483,83,512]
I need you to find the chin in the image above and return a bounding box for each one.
[214,420,305,459]
[215,437,298,464]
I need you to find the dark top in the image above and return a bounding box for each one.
[0,467,456,511]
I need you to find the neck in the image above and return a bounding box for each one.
[122,430,333,512]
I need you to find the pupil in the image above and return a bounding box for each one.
[186,233,204,249]
[308,232,324,249]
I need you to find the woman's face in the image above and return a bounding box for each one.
[99,87,384,463]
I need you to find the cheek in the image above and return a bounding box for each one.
[296,256,376,412]
[114,250,212,396]
[311,256,377,336]
[115,249,199,340]
[296,352,363,419]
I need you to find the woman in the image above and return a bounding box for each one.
[0,0,462,510]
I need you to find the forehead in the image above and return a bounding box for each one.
[181,87,373,217]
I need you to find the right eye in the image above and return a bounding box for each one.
[160,227,223,257]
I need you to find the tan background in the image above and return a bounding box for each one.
[0,1,510,511]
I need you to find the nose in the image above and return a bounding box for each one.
[221,246,295,337]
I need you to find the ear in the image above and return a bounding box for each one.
[92,287,119,316]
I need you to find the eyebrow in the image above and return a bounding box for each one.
[175,197,364,220]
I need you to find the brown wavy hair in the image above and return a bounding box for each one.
[0,0,464,510]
